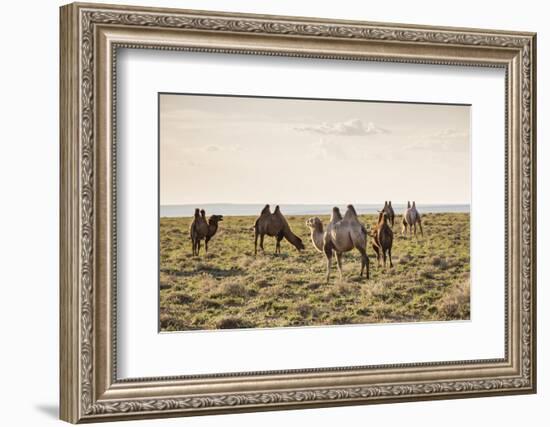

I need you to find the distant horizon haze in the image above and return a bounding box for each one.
[160,203,470,217]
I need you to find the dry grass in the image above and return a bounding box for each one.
[159,213,470,331]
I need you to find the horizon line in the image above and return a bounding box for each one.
[161,202,471,206]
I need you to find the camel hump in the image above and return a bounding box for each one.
[273,205,287,221]
[331,207,342,221]
[344,204,358,219]
[261,204,271,215]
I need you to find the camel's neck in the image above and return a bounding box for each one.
[283,228,301,248]
[208,222,218,235]
[309,227,325,253]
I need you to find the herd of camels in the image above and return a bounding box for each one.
[189,201,423,283]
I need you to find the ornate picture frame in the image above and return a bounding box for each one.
[60,2,536,423]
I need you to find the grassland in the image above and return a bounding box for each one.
[159,213,470,331]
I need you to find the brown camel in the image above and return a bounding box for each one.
[306,205,369,282]
[372,211,394,268]
[402,201,423,237]
[382,201,395,227]
[204,214,223,253]
[189,208,208,255]
[254,204,305,254]
[189,209,223,255]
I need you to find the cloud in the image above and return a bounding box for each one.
[431,129,469,139]
[407,128,470,152]
[294,119,390,136]
[201,144,243,154]
[310,138,347,160]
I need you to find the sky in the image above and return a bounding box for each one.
[159,93,470,205]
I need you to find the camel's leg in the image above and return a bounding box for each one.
[350,232,369,279]
[205,237,210,254]
[382,248,387,268]
[388,247,393,268]
[418,221,424,237]
[413,223,417,237]
[372,244,380,266]
[324,246,333,283]
[259,234,265,253]
[356,246,369,279]
[335,252,343,281]
[275,232,284,255]
[196,240,201,256]
[191,237,195,256]
[254,230,259,255]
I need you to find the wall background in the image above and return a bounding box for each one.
[0,0,545,425]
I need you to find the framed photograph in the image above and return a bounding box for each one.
[60,2,537,423]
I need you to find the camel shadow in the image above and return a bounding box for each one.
[260,252,290,260]
[167,265,244,279]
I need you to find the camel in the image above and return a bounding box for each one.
[306,205,369,282]
[254,204,305,255]
[382,201,395,227]
[203,214,223,253]
[402,201,423,237]
[372,211,394,268]
[189,209,223,255]
[189,209,207,255]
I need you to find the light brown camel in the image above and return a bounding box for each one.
[254,204,305,255]
[382,201,395,227]
[372,211,394,268]
[189,209,223,255]
[402,201,423,237]
[306,205,369,282]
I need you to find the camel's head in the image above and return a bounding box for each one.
[209,214,223,224]
[294,236,306,251]
[306,217,323,232]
